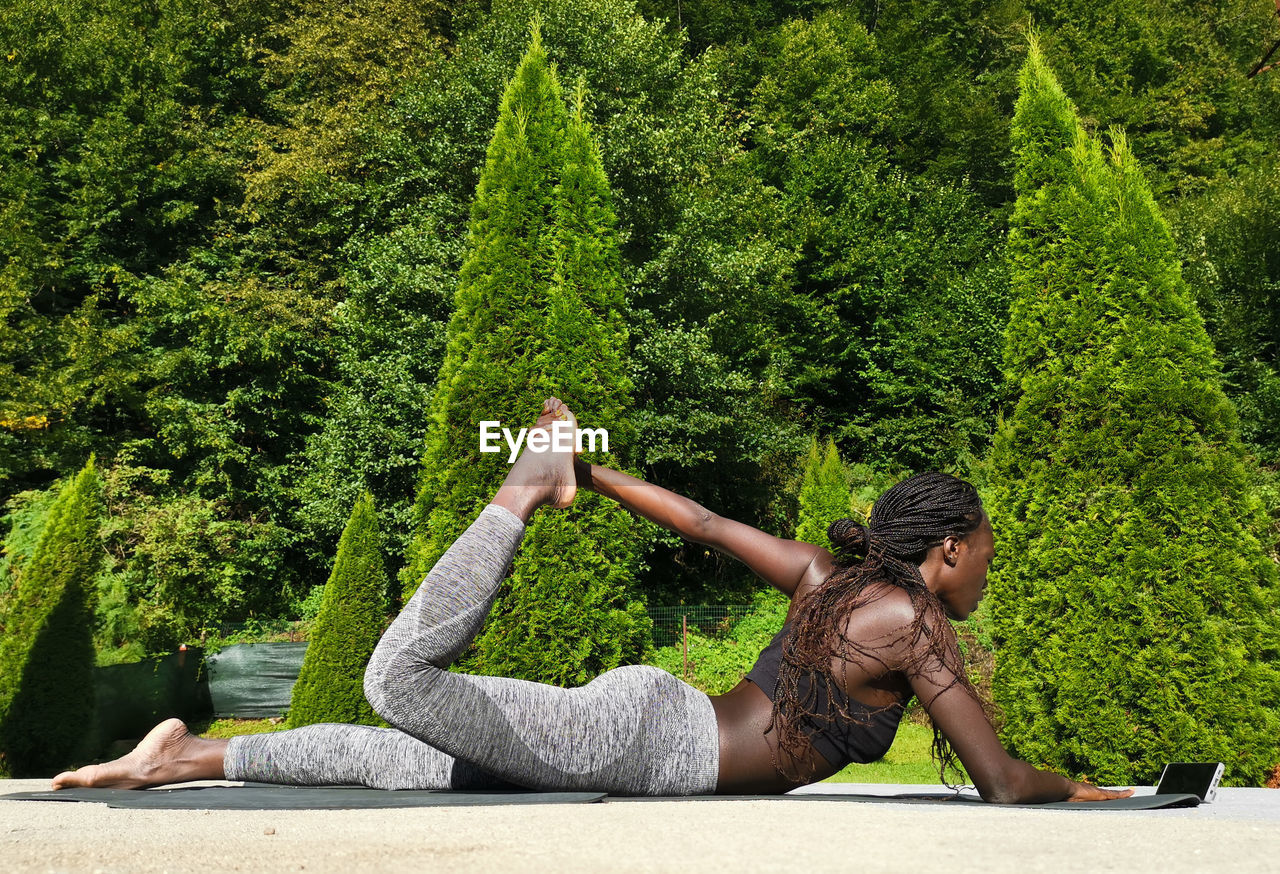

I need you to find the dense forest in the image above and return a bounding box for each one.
[2,0,1279,780]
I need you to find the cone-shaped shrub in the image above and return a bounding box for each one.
[288,492,388,728]
[796,436,851,550]
[400,19,650,685]
[986,35,1280,786]
[0,457,102,777]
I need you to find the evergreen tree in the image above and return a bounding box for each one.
[986,35,1280,787]
[795,437,851,550]
[287,492,388,728]
[0,457,102,777]
[401,18,651,685]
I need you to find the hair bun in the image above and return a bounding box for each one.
[827,517,870,562]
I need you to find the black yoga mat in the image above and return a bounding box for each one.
[0,786,606,810]
[609,791,1201,810]
[1,786,1199,811]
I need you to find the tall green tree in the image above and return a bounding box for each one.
[402,19,651,685]
[795,437,851,550]
[0,457,102,777]
[288,492,388,728]
[986,35,1280,786]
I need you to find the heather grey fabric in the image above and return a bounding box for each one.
[227,503,720,796]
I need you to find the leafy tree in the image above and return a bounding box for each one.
[1018,0,1280,201]
[296,0,812,606]
[740,9,1011,473]
[795,437,851,550]
[986,35,1280,787]
[402,19,651,685]
[1168,161,1280,466]
[0,457,102,777]
[0,486,61,600]
[0,0,273,492]
[287,492,388,728]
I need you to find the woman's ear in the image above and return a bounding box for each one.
[941,533,962,567]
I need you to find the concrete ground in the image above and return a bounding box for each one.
[3,779,1278,873]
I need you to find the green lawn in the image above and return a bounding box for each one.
[191,717,285,739]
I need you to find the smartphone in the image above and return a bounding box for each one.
[1155,762,1224,802]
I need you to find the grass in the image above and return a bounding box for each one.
[822,719,969,785]
[188,717,287,739]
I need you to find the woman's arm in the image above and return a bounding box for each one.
[579,460,826,598]
[867,596,1132,804]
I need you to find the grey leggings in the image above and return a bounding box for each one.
[225,503,721,795]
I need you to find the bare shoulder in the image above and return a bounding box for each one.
[838,583,917,637]
[834,583,958,674]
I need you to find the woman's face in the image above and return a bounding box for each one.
[933,516,995,621]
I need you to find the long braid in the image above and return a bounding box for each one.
[769,471,987,785]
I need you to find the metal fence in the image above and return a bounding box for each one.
[645,605,753,649]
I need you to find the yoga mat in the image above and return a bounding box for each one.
[0,786,606,810]
[609,792,1202,810]
[1,787,1200,811]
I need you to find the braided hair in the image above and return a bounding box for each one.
[769,471,987,785]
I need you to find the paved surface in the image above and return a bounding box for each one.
[3,779,1278,873]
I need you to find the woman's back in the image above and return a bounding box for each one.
[708,559,915,794]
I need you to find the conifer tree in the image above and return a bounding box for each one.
[287,492,388,728]
[795,437,851,550]
[0,458,102,777]
[986,34,1280,786]
[401,18,651,685]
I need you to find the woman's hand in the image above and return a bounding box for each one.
[1064,779,1135,802]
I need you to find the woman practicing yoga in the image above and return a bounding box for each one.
[53,398,1131,802]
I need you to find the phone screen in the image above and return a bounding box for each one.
[1155,763,1222,799]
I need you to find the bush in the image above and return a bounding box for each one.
[986,36,1280,786]
[0,458,103,776]
[287,492,389,728]
[795,436,851,550]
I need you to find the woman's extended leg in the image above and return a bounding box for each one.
[52,717,516,791]
[360,400,719,795]
[53,399,718,794]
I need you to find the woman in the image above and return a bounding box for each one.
[53,398,1131,803]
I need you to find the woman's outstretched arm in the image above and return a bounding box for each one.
[856,592,1134,804]
[578,460,828,598]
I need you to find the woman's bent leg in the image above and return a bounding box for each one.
[362,503,719,795]
[224,723,517,790]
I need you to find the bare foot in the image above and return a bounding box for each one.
[496,397,580,515]
[51,718,224,790]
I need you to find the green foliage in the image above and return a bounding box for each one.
[987,36,1280,787]
[288,492,389,728]
[402,20,652,685]
[0,486,60,599]
[795,437,851,549]
[94,454,295,655]
[1168,161,1280,466]
[651,588,789,694]
[1018,0,1280,202]
[739,9,1012,473]
[3,0,1278,676]
[0,457,103,777]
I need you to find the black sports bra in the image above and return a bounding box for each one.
[745,618,905,769]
